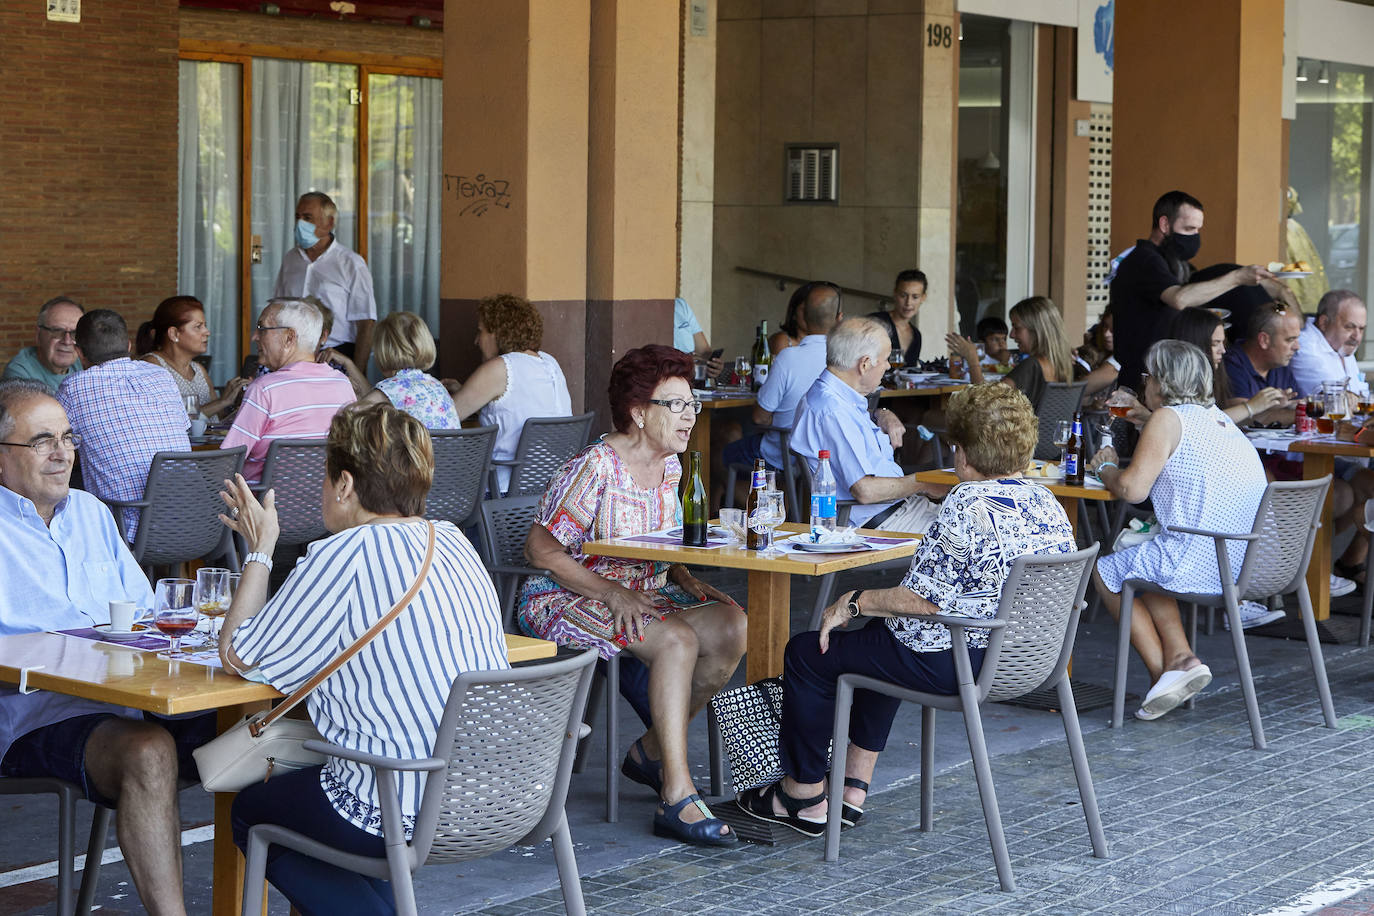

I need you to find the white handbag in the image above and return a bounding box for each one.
[194,522,436,793]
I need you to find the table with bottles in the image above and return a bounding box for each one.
[582,522,921,682]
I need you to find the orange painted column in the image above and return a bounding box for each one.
[1111,0,1286,264]
[439,0,592,407]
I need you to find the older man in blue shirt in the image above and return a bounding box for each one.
[791,317,943,527]
[0,380,197,915]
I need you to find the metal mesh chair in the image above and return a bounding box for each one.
[489,413,595,498]
[476,493,549,630]
[1358,498,1374,647]
[1033,381,1089,461]
[823,546,1107,893]
[0,778,111,915]
[1111,476,1338,749]
[257,439,330,549]
[106,447,246,575]
[242,648,598,916]
[428,426,497,530]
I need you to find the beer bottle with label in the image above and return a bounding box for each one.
[751,321,772,390]
[745,458,769,550]
[682,451,707,547]
[1064,412,1085,485]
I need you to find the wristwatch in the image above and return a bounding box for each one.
[847,589,865,618]
[244,551,273,572]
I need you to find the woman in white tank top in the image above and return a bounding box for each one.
[452,294,572,492]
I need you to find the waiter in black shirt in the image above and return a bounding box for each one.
[1110,190,1273,390]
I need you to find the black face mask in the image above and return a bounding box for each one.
[1167,231,1202,261]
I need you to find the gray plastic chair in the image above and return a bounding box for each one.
[0,778,111,915]
[489,412,595,498]
[1111,476,1338,749]
[428,426,497,530]
[723,424,802,522]
[106,447,246,576]
[256,439,330,549]
[241,648,599,916]
[1358,498,1374,647]
[476,493,550,630]
[823,545,1107,893]
[1033,381,1089,461]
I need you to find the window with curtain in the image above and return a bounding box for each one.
[249,59,359,327]
[368,73,443,334]
[177,60,242,384]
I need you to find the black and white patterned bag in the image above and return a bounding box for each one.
[710,677,785,793]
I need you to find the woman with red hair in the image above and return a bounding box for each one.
[138,295,246,419]
[521,344,746,846]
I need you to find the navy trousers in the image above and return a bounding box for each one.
[780,617,984,783]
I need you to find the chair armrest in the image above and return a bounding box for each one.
[104,497,151,509]
[1167,524,1261,542]
[488,564,551,579]
[490,458,518,468]
[924,614,1009,631]
[302,739,446,772]
[578,723,592,740]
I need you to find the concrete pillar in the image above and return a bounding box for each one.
[439,0,591,406]
[1112,0,1286,263]
[584,0,681,427]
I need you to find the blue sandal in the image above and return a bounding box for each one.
[653,794,737,846]
[621,738,663,794]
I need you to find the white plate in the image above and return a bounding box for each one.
[93,623,152,641]
[782,540,874,554]
[1273,271,1313,279]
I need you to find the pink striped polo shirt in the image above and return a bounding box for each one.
[221,360,356,483]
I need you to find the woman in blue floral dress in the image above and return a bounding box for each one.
[740,383,1075,837]
[320,311,460,430]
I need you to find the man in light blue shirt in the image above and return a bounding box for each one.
[2,296,85,393]
[790,318,942,527]
[0,380,197,912]
[724,281,842,469]
[673,297,724,377]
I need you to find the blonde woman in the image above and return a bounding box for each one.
[320,311,459,430]
[950,296,1077,406]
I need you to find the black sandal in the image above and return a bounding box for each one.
[621,737,663,794]
[840,777,868,828]
[738,781,828,837]
[1335,559,1367,584]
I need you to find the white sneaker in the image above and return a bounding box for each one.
[1222,600,1285,631]
[1331,574,1358,599]
[1136,665,1212,720]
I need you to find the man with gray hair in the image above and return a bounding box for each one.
[57,309,189,540]
[0,380,206,914]
[790,317,943,527]
[2,296,85,392]
[273,191,378,369]
[1290,289,1369,399]
[222,298,355,483]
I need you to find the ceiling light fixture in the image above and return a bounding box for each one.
[1297,61,1309,82]
[1318,63,1331,84]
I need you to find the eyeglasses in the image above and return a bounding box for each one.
[0,433,82,456]
[647,397,703,415]
[255,323,288,333]
[37,324,77,340]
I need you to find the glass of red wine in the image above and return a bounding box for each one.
[154,578,198,659]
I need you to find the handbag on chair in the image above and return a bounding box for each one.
[194,522,437,793]
[709,677,788,794]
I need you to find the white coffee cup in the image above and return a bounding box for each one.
[190,416,208,437]
[109,601,137,633]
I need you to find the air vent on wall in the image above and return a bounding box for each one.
[785,145,839,204]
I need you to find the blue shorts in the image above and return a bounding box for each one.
[1,712,216,807]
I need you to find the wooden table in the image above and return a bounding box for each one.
[0,631,555,915]
[1292,437,1374,621]
[915,469,1115,539]
[582,523,920,682]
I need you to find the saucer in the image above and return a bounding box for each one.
[94,623,150,641]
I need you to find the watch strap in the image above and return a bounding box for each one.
[848,588,866,618]
[243,551,273,572]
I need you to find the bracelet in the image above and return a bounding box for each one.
[1243,402,1254,419]
[243,551,273,572]
[1096,461,1118,473]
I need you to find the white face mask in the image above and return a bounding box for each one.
[296,219,321,249]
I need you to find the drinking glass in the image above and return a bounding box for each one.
[1106,387,1137,420]
[751,490,786,556]
[888,348,905,371]
[719,508,746,544]
[195,567,231,645]
[154,578,198,658]
[1053,420,1071,468]
[734,356,751,387]
[184,395,200,420]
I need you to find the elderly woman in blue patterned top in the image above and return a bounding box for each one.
[740,383,1076,837]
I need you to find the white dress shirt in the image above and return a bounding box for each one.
[273,238,378,347]
[1291,317,1369,398]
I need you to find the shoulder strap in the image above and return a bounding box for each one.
[252,520,437,734]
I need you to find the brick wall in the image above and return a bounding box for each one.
[180,8,442,59]
[0,0,181,363]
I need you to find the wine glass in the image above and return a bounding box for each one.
[734,356,751,387]
[719,508,746,544]
[752,490,786,556]
[154,578,198,658]
[195,567,231,645]
[1053,420,1072,467]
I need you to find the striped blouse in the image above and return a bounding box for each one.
[231,520,509,837]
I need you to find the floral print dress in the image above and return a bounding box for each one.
[375,368,460,430]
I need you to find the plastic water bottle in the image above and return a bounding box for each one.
[810,450,837,539]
